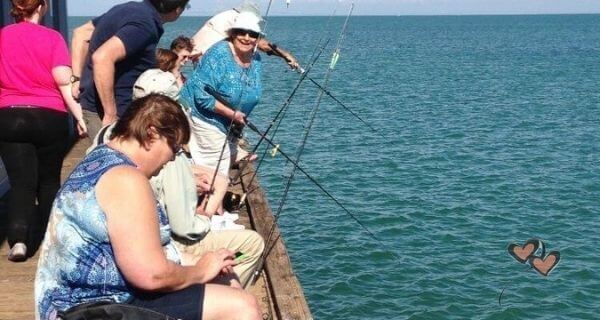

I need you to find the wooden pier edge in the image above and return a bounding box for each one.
[239,164,313,320]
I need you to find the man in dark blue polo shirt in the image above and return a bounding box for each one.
[71,0,189,138]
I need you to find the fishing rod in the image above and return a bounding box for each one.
[268,43,384,138]
[201,88,242,212]
[249,3,369,286]
[237,3,350,208]
[232,4,341,190]
[230,39,330,187]
[244,118,399,260]
[204,0,280,210]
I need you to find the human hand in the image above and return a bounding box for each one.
[102,114,118,127]
[232,111,246,126]
[194,249,236,282]
[76,118,88,137]
[191,165,212,194]
[286,56,300,71]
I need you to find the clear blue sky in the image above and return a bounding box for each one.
[67,0,600,16]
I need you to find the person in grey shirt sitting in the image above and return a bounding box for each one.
[88,69,264,289]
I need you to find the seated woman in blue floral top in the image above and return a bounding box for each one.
[179,11,263,216]
[35,94,261,320]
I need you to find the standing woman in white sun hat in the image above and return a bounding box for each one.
[179,11,263,217]
[190,2,299,70]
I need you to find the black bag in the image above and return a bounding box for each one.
[58,301,176,320]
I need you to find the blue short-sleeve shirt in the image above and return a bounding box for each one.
[79,0,163,117]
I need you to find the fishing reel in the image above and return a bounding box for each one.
[223,191,244,212]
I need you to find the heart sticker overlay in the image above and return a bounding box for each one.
[529,251,560,277]
[507,239,540,263]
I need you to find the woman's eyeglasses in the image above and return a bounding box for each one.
[168,141,183,161]
[233,28,260,39]
[170,143,182,155]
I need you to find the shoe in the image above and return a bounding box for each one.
[7,242,27,262]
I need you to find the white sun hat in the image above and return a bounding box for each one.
[230,11,263,35]
[132,69,180,100]
[234,1,262,21]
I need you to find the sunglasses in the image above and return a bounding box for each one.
[232,28,260,39]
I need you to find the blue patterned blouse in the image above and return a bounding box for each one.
[179,40,262,133]
[35,144,180,320]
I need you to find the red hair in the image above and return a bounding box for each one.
[10,0,45,21]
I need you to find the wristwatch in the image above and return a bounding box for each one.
[70,75,80,84]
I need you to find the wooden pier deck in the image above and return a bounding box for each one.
[0,138,311,319]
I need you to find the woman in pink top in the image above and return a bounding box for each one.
[0,0,86,262]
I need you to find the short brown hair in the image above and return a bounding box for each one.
[110,94,190,149]
[11,0,45,21]
[156,48,178,72]
[170,36,193,52]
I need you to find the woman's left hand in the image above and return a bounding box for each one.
[232,111,247,125]
[194,248,236,282]
[76,118,88,137]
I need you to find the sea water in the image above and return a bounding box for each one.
[69,14,600,319]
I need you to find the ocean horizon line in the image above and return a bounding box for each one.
[67,12,600,18]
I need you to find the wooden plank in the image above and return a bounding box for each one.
[0,241,38,320]
[0,138,90,320]
[239,165,313,320]
[0,137,311,319]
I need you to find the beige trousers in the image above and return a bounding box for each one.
[174,229,265,288]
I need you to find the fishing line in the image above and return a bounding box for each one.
[267,5,381,138]
[249,4,370,285]
[204,0,277,211]
[267,43,383,137]
[229,40,330,186]
[245,119,400,258]
[232,2,342,187]
[262,3,354,269]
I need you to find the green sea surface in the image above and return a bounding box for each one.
[69,14,600,319]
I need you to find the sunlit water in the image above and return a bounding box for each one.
[69,14,600,319]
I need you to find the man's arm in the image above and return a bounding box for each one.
[71,21,95,99]
[257,38,300,70]
[91,36,127,126]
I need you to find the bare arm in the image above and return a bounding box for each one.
[97,166,236,291]
[91,36,125,126]
[71,21,95,99]
[257,38,300,70]
[52,66,87,136]
[213,100,246,125]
